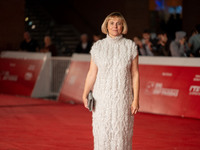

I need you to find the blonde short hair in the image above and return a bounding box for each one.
[101,12,128,35]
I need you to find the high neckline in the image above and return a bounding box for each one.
[106,34,123,42]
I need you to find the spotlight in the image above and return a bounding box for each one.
[31,25,36,29]
[25,17,29,22]
[28,21,33,26]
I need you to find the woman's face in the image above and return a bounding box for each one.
[107,17,123,38]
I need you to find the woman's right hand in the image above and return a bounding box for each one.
[82,97,88,109]
[82,59,98,110]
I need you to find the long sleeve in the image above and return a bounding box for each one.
[170,41,185,57]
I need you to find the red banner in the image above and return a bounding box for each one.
[58,58,200,119]
[58,61,90,103]
[139,65,200,118]
[0,58,43,96]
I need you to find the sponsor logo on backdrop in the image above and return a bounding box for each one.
[24,72,33,80]
[162,72,173,77]
[9,63,16,67]
[145,81,179,97]
[189,85,200,96]
[69,76,76,85]
[0,71,18,81]
[193,75,200,82]
[28,65,35,71]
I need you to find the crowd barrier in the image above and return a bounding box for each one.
[50,57,71,97]
[58,54,90,102]
[1,51,199,119]
[58,54,200,119]
[139,57,200,118]
[0,51,51,98]
[0,51,71,99]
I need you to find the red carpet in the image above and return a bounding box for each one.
[0,94,200,150]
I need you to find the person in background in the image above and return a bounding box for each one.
[142,29,154,56]
[170,31,189,57]
[92,33,103,43]
[133,36,146,55]
[40,36,57,56]
[156,31,171,56]
[188,24,200,57]
[20,31,40,52]
[75,33,92,53]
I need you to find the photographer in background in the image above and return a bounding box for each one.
[188,24,200,57]
[170,31,189,57]
[156,31,171,56]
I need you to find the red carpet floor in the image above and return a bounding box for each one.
[0,94,200,150]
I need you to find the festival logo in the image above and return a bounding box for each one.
[145,81,179,97]
[189,85,200,96]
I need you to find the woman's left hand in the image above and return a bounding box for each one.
[131,100,139,115]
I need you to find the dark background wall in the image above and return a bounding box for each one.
[0,0,25,51]
[182,0,200,36]
[42,0,149,38]
[0,0,200,51]
[73,0,150,38]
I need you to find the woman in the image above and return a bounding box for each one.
[82,12,140,150]
[40,36,57,56]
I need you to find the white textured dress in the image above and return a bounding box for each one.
[90,34,138,150]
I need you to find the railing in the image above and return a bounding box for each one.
[49,57,71,99]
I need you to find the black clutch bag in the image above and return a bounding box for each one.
[87,90,94,111]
